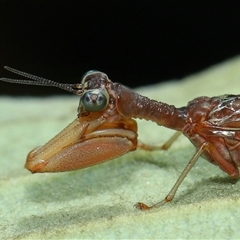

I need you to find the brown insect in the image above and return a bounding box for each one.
[1,66,240,210]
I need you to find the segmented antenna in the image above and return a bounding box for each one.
[0,66,82,94]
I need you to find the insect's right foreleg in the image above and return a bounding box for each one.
[138,131,181,151]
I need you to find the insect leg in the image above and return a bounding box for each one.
[135,141,210,210]
[138,131,181,151]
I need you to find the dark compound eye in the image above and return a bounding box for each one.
[81,90,108,112]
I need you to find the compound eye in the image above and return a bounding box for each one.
[81,90,108,112]
[81,70,99,83]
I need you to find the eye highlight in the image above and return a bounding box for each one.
[81,89,108,112]
[81,70,99,84]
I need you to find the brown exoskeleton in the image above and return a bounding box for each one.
[1,66,240,210]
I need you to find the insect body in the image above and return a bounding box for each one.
[1,66,240,210]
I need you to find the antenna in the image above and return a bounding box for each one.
[0,66,82,94]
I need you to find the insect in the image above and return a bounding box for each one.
[1,66,240,210]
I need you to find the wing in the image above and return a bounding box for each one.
[184,95,240,177]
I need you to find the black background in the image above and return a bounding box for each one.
[1,1,240,96]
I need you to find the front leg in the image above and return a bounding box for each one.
[25,118,138,173]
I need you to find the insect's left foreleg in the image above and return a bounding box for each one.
[135,141,209,210]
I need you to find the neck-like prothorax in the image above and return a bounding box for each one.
[115,84,186,131]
